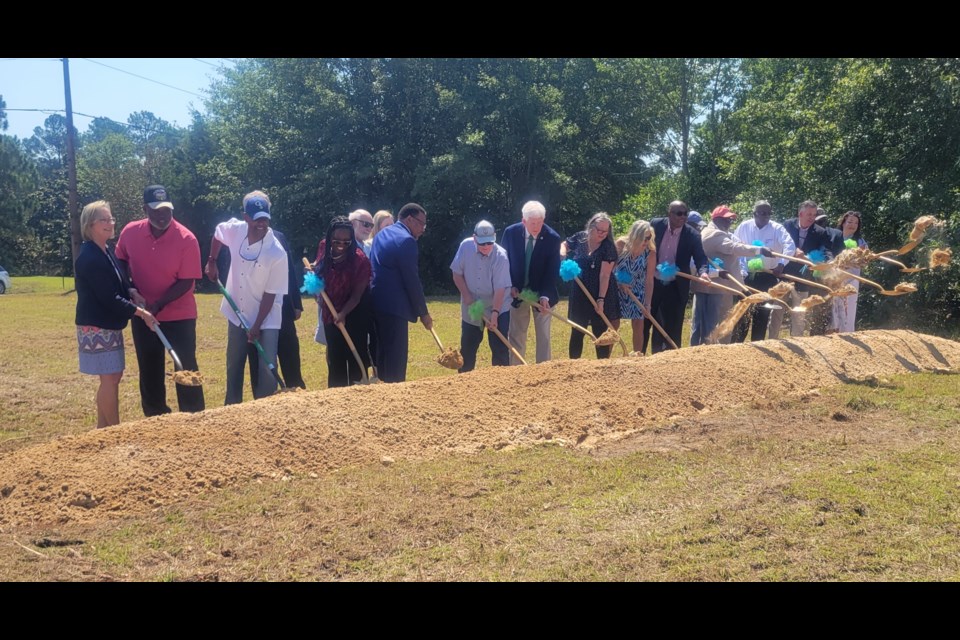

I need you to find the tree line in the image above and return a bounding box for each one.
[1,58,957,333]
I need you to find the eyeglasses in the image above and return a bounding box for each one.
[96,217,116,224]
[410,215,427,228]
[477,241,494,247]
[358,221,374,229]
[330,239,352,247]
[670,210,688,217]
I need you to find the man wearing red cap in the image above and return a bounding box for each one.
[690,205,772,346]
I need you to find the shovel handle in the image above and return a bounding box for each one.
[674,271,746,297]
[429,327,445,353]
[319,290,369,383]
[153,325,184,371]
[769,251,816,268]
[527,297,596,340]
[483,315,527,365]
[619,285,678,350]
[770,271,835,294]
[574,277,628,355]
[217,282,286,389]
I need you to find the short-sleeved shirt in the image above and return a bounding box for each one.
[565,231,620,320]
[315,241,372,325]
[449,238,512,327]
[215,219,288,330]
[115,218,202,322]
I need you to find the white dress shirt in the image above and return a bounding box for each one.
[215,219,289,330]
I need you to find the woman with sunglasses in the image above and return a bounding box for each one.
[314,216,373,387]
[75,200,158,428]
[561,212,620,359]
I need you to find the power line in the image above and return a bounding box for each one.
[191,58,218,67]
[79,58,204,98]
[3,108,172,133]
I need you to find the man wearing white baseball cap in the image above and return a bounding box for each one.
[450,219,512,372]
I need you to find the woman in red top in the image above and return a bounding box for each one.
[314,217,372,387]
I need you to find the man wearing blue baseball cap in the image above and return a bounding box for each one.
[205,190,289,403]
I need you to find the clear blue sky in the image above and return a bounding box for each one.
[1,58,239,140]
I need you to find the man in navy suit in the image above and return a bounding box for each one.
[502,200,562,364]
[645,200,710,353]
[784,200,834,336]
[370,202,432,383]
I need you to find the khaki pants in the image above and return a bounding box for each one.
[508,300,552,364]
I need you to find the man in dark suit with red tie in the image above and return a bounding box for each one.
[502,200,562,364]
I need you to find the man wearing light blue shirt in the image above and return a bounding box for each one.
[450,220,512,373]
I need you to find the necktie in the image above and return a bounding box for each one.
[524,234,534,287]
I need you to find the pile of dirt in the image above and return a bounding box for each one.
[1,330,957,528]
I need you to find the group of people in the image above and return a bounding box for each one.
[75,186,867,427]
[686,199,867,344]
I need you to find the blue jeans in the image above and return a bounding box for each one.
[690,292,722,346]
[225,321,279,404]
[459,311,511,373]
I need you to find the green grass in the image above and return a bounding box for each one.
[13,380,959,581]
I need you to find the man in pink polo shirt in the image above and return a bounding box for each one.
[115,185,205,416]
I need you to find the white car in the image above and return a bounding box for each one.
[0,265,9,294]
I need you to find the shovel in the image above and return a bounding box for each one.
[216,282,289,391]
[615,282,679,350]
[518,289,597,342]
[116,295,202,386]
[429,326,463,369]
[467,301,528,365]
[834,270,917,296]
[571,277,628,355]
[318,290,372,384]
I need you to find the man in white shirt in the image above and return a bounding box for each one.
[205,191,289,403]
[733,200,796,341]
[349,209,375,257]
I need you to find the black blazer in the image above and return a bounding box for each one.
[273,230,303,315]
[825,226,846,257]
[75,241,136,329]
[501,221,562,306]
[651,217,709,298]
[783,219,834,290]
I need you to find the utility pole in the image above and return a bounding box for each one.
[63,58,81,269]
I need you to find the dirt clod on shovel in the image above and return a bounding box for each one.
[796,294,827,312]
[170,370,204,387]
[594,328,620,347]
[931,248,952,269]
[437,348,463,369]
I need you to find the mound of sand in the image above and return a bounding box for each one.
[1,330,957,528]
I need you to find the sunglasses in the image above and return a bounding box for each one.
[330,239,352,246]
[477,241,494,247]
[358,221,374,229]
[670,210,689,216]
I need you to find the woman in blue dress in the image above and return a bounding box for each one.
[616,219,657,353]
